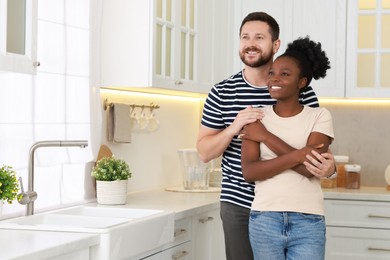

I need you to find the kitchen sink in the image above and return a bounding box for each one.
[0,205,175,259]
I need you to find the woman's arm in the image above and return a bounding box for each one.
[241,122,332,181]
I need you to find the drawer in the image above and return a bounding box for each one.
[324,199,390,229]
[172,217,192,246]
[161,241,192,260]
[326,226,390,260]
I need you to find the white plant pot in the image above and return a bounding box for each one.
[96,179,128,205]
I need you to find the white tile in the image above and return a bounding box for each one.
[66,76,90,123]
[65,0,90,29]
[34,74,66,123]
[66,27,89,76]
[37,21,66,74]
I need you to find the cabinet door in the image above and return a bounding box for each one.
[345,1,390,98]
[291,0,347,98]
[192,209,225,260]
[0,0,38,74]
[234,0,347,98]
[326,227,390,260]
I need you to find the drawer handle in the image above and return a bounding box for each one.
[174,228,187,237]
[368,214,390,219]
[172,250,189,260]
[368,247,390,252]
[199,216,214,224]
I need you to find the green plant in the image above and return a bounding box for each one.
[0,165,20,204]
[92,156,132,181]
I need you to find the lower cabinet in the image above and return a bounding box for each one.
[192,209,226,260]
[141,208,225,260]
[324,199,390,259]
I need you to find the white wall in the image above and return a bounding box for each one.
[100,89,203,192]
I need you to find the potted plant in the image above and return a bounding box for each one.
[91,156,132,205]
[0,165,21,215]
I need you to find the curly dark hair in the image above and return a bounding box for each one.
[280,36,330,87]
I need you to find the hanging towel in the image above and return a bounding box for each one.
[107,103,132,143]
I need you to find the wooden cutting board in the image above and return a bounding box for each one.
[97,144,113,161]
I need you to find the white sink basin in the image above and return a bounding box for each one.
[0,206,175,259]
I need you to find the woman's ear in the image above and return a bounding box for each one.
[298,77,307,89]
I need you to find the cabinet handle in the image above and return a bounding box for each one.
[172,250,189,259]
[368,247,390,252]
[199,216,214,224]
[368,214,390,219]
[174,81,183,85]
[174,228,187,237]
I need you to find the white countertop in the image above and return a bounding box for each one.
[0,188,220,260]
[0,229,100,260]
[323,186,390,202]
[2,186,389,259]
[90,188,222,220]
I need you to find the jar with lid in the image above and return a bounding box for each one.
[335,155,349,188]
[345,164,361,189]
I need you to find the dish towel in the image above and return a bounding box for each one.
[107,103,132,143]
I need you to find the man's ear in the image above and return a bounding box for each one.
[273,39,281,54]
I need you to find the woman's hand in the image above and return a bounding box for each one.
[239,120,268,142]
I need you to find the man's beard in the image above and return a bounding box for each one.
[239,48,273,68]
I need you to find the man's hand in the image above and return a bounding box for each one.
[231,106,264,136]
[303,150,335,178]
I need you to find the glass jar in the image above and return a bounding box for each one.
[335,155,349,188]
[345,164,361,189]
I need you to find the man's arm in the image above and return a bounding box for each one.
[197,106,263,163]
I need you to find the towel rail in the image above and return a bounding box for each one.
[103,99,160,111]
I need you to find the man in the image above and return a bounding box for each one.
[196,12,335,260]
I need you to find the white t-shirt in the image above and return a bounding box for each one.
[251,105,334,215]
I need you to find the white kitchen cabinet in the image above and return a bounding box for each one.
[203,0,235,90]
[100,0,225,93]
[235,0,347,98]
[345,1,390,98]
[192,208,226,260]
[138,216,193,259]
[0,0,38,74]
[324,199,390,259]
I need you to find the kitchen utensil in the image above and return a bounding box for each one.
[97,144,113,161]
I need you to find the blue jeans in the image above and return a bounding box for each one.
[249,211,326,260]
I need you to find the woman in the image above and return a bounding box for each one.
[240,36,333,260]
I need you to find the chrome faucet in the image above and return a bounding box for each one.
[18,140,88,215]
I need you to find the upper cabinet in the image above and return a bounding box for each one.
[346,1,390,98]
[236,0,390,99]
[234,0,347,98]
[0,0,38,74]
[100,0,234,94]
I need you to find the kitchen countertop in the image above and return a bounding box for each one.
[323,186,390,202]
[94,188,222,220]
[0,189,220,260]
[2,186,389,259]
[0,229,100,260]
